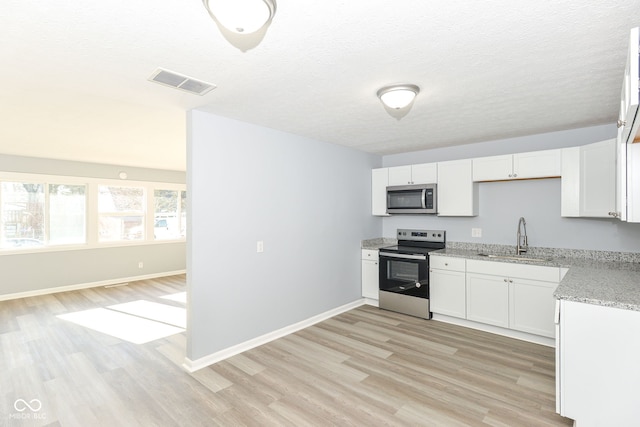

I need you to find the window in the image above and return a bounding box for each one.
[154,189,187,240]
[49,184,86,245]
[1,182,45,249]
[0,172,185,251]
[98,186,145,242]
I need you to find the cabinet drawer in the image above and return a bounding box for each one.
[430,256,465,272]
[361,249,379,261]
[466,259,559,282]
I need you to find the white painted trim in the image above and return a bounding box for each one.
[183,299,366,372]
[363,297,379,307]
[0,270,186,302]
[432,313,555,347]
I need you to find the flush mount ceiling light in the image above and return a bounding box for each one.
[202,0,276,34]
[377,84,420,110]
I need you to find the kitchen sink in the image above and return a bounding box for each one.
[476,253,551,263]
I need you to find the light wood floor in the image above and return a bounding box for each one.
[1,275,573,426]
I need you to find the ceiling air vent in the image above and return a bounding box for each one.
[148,68,216,96]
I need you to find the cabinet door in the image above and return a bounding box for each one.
[410,163,437,184]
[472,155,513,181]
[561,140,617,218]
[466,273,509,328]
[559,300,640,424]
[437,159,478,216]
[371,168,389,216]
[620,27,639,146]
[580,139,616,217]
[509,278,557,338]
[387,165,412,186]
[361,259,379,300]
[430,268,466,318]
[560,146,581,217]
[513,149,561,179]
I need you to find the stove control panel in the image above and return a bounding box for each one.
[397,229,445,243]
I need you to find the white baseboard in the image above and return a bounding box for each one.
[432,313,555,347]
[0,270,186,302]
[183,299,366,372]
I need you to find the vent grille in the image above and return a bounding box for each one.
[148,68,216,96]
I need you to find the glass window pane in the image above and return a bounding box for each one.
[99,216,144,241]
[98,186,145,242]
[98,186,144,212]
[1,182,45,249]
[49,184,86,245]
[154,189,180,240]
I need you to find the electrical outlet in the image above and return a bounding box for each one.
[138,261,144,269]
[257,241,264,253]
[472,228,482,238]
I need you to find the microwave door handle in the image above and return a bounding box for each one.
[422,189,427,209]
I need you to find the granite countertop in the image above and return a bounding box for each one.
[362,238,640,311]
[361,237,397,250]
[430,244,640,312]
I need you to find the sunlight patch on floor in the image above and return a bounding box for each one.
[161,292,186,303]
[108,300,186,328]
[57,308,184,344]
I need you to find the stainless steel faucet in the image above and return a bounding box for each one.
[517,217,528,255]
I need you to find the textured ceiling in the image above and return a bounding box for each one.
[1,1,639,171]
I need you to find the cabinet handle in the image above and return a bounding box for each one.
[508,174,512,178]
[617,119,626,128]
[503,278,508,282]
[608,211,620,218]
[509,279,513,283]
[513,173,517,178]
[444,263,448,266]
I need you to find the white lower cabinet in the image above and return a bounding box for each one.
[361,249,379,300]
[465,259,560,338]
[429,256,466,318]
[557,300,640,425]
[509,277,557,337]
[466,273,510,328]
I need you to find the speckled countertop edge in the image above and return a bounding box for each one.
[362,237,397,250]
[363,238,640,312]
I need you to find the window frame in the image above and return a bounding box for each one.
[0,171,186,255]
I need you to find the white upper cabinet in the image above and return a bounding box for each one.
[472,149,561,181]
[388,163,437,186]
[371,168,389,216]
[620,27,639,146]
[437,159,478,216]
[561,139,617,218]
[618,27,640,223]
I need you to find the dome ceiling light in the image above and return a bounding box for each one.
[377,84,420,110]
[202,0,276,35]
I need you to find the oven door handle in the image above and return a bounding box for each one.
[380,252,427,261]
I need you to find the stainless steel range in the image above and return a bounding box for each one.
[378,229,446,319]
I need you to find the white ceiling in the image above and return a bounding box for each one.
[2,1,639,171]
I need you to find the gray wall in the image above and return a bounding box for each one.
[187,110,380,361]
[0,243,186,295]
[0,154,187,296]
[382,124,640,252]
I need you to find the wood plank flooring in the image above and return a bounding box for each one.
[0,275,573,426]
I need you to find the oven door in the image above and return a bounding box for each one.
[378,252,429,298]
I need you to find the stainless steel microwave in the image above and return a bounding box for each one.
[386,184,437,214]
